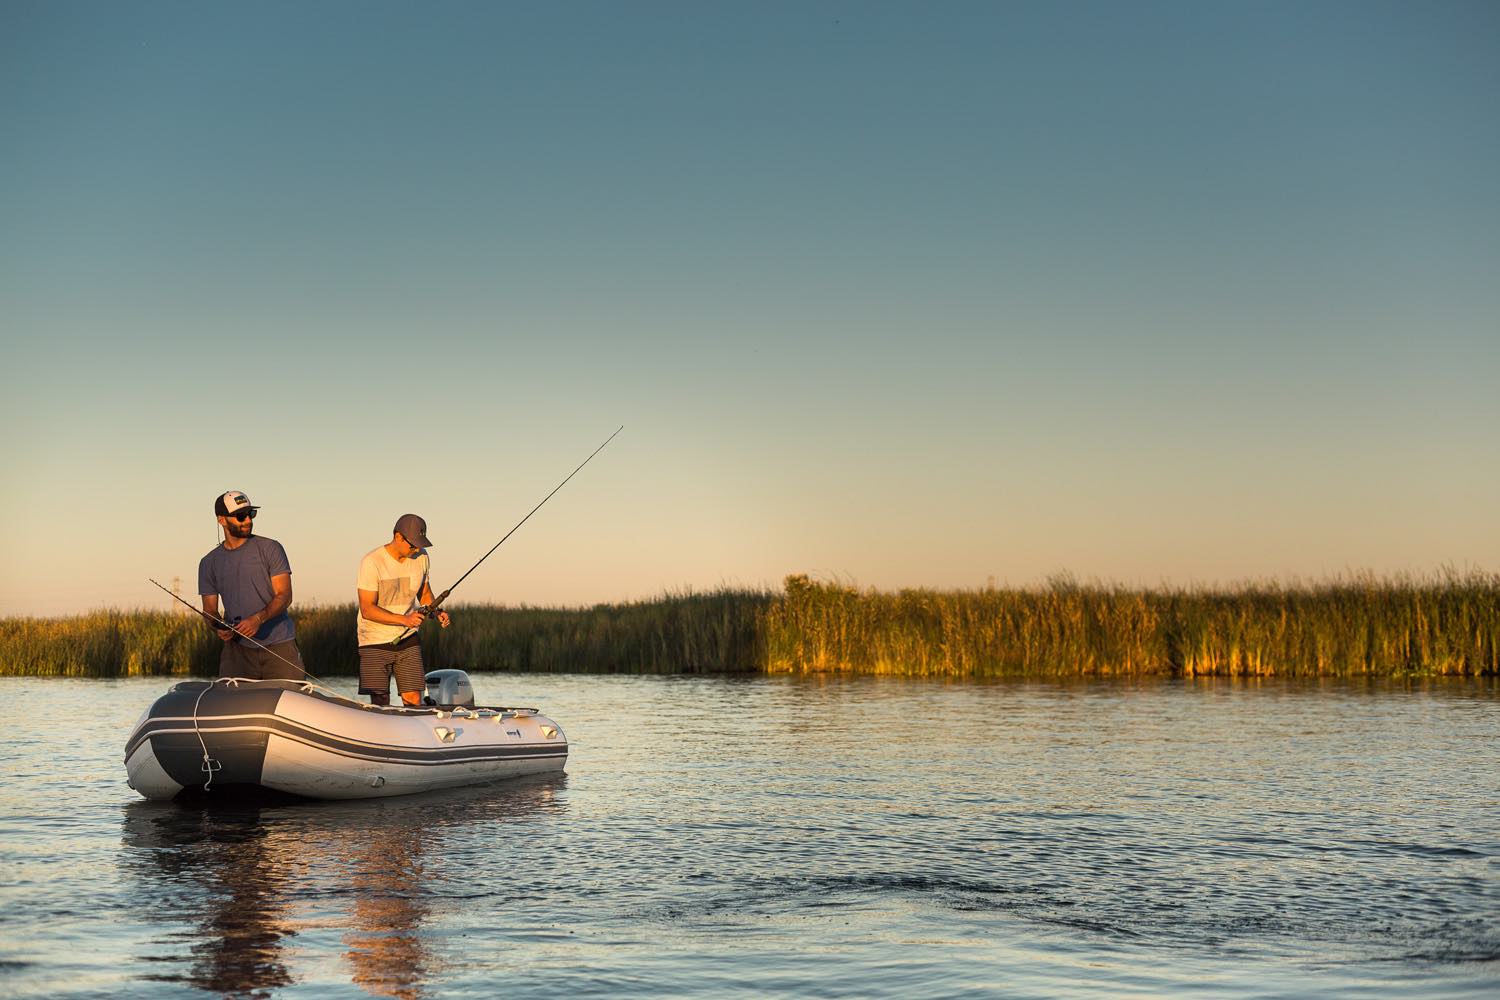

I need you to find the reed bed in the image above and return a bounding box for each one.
[764,572,1500,678]
[0,611,220,678]
[1,575,1494,678]
[423,590,773,674]
[0,589,774,678]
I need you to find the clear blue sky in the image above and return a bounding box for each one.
[2,1,1496,615]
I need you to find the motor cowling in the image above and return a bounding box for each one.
[424,669,475,708]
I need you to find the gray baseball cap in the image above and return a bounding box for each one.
[394,513,432,548]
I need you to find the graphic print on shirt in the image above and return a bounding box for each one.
[378,575,414,613]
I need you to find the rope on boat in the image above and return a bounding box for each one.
[190,677,238,792]
[189,677,335,793]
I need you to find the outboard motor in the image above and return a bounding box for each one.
[424,669,475,708]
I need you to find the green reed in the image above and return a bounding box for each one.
[2,575,1494,678]
[0,589,774,678]
[421,589,773,674]
[0,610,222,678]
[764,572,1500,677]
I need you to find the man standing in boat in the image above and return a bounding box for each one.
[198,490,307,680]
[356,513,451,706]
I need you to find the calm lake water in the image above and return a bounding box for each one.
[0,673,1496,999]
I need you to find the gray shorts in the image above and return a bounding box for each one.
[218,638,306,681]
[358,637,426,696]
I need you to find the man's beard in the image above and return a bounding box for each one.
[226,520,254,539]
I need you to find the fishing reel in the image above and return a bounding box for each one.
[213,616,243,641]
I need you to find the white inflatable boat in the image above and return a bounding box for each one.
[124,670,568,801]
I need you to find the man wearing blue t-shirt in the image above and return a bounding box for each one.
[197,490,307,680]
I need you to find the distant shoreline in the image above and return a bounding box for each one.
[4,574,1495,679]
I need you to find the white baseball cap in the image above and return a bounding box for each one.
[214,491,259,517]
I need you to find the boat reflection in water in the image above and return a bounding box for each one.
[119,774,568,998]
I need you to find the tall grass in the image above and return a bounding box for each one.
[0,611,221,677]
[1,575,1494,679]
[424,590,773,674]
[764,572,1500,678]
[0,589,774,678]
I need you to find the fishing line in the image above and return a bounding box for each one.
[148,577,320,684]
[389,425,624,644]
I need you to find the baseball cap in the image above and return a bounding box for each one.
[214,491,259,517]
[394,513,432,548]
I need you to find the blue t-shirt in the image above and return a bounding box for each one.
[197,535,296,644]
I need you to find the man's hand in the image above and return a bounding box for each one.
[400,610,427,628]
[437,610,451,629]
[215,627,235,643]
[235,613,263,638]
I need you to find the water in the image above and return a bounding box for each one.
[1,674,1496,999]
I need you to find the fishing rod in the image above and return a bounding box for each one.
[148,577,315,681]
[391,425,624,644]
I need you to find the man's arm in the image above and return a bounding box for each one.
[417,578,451,628]
[235,573,292,638]
[358,588,426,628]
[202,594,234,641]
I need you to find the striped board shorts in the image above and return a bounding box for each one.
[357,636,426,696]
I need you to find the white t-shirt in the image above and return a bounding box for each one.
[356,545,431,646]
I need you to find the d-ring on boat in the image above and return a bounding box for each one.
[124,669,568,800]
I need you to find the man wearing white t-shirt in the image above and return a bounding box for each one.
[356,513,452,706]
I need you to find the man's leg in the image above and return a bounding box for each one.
[218,641,246,678]
[259,641,306,681]
[393,640,427,706]
[358,644,394,705]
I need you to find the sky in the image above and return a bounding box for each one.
[2,1,1497,616]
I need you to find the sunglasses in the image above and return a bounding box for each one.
[228,510,257,522]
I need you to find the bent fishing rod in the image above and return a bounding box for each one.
[391,425,624,644]
[148,577,317,682]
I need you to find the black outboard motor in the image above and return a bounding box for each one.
[424,669,475,708]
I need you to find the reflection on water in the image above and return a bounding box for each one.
[119,776,567,998]
[342,825,430,1000]
[122,804,297,997]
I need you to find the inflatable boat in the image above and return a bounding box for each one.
[124,670,568,801]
